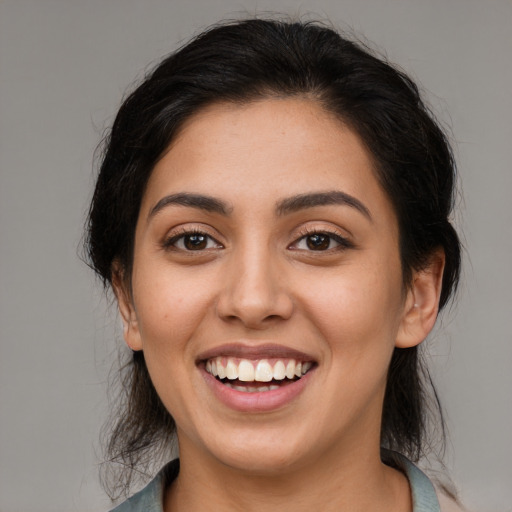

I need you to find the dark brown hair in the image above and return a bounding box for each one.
[85,18,461,498]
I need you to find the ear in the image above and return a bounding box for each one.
[111,262,143,351]
[396,249,445,349]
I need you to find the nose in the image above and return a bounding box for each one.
[216,244,294,329]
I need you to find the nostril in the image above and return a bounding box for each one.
[214,257,295,328]
[216,289,294,328]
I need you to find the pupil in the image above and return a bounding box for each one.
[307,234,329,250]
[185,234,207,250]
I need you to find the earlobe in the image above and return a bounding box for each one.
[111,263,143,352]
[396,249,445,349]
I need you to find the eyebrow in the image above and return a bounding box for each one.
[148,192,232,220]
[276,191,372,220]
[148,190,371,222]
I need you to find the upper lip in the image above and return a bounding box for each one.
[196,343,316,363]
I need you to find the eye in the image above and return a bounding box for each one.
[291,231,352,251]
[164,231,222,251]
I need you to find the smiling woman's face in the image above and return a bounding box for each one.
[117,98,420,474]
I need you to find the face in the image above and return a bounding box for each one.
[118,98,423,474]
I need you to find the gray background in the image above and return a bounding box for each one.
[1,1,511,511]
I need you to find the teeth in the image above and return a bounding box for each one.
[302,361,312,374]
[254,360,273,382]
[273,360,286,380]
[226,359,237,380]
[211,359,218,377]
[238,360,255,382]
[216,357,226,379]
[225,383,273,393]
[205,357,313,383]
[285,360,295,379]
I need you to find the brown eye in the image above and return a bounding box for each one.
[306,234,330,250]
[290,231,353,252]
[183,234,208,250]
[164,231,222,251]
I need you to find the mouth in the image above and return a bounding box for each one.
[197,344,317,411]
[204,357,314,393]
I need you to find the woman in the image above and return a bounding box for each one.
[86,18,462,511]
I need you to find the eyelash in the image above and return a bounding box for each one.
[290,227,354,252]
[162,227,353,253]
[162,228,222,251]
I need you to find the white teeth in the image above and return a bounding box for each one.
[273,360,286,380]
[285,360,295,379]
[226,359,237,380]
[238,360,255,382]
[254,360,273,382]
[232,385,272,393]
[206,356,314,383]
[216,357,226,379]
[302,361,312,374]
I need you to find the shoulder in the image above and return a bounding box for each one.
[383,450,467,512]
[108,475,163,512]
[108,460,179,512]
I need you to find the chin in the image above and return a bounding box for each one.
[195,422,318,476]
[217,447,306,476]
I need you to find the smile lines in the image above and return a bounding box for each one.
[205,357,313,383]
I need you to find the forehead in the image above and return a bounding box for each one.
[141,98,392,222]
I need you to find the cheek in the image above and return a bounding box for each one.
[130,266,214,419]
[132,263,215,352]
[298,257,404,356]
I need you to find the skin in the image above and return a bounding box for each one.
[115,98,444,512]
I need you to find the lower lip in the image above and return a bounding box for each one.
[201,367,314,413]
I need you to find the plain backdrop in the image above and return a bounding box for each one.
[1,1,511,511]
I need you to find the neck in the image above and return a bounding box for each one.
[164,438,411,512]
